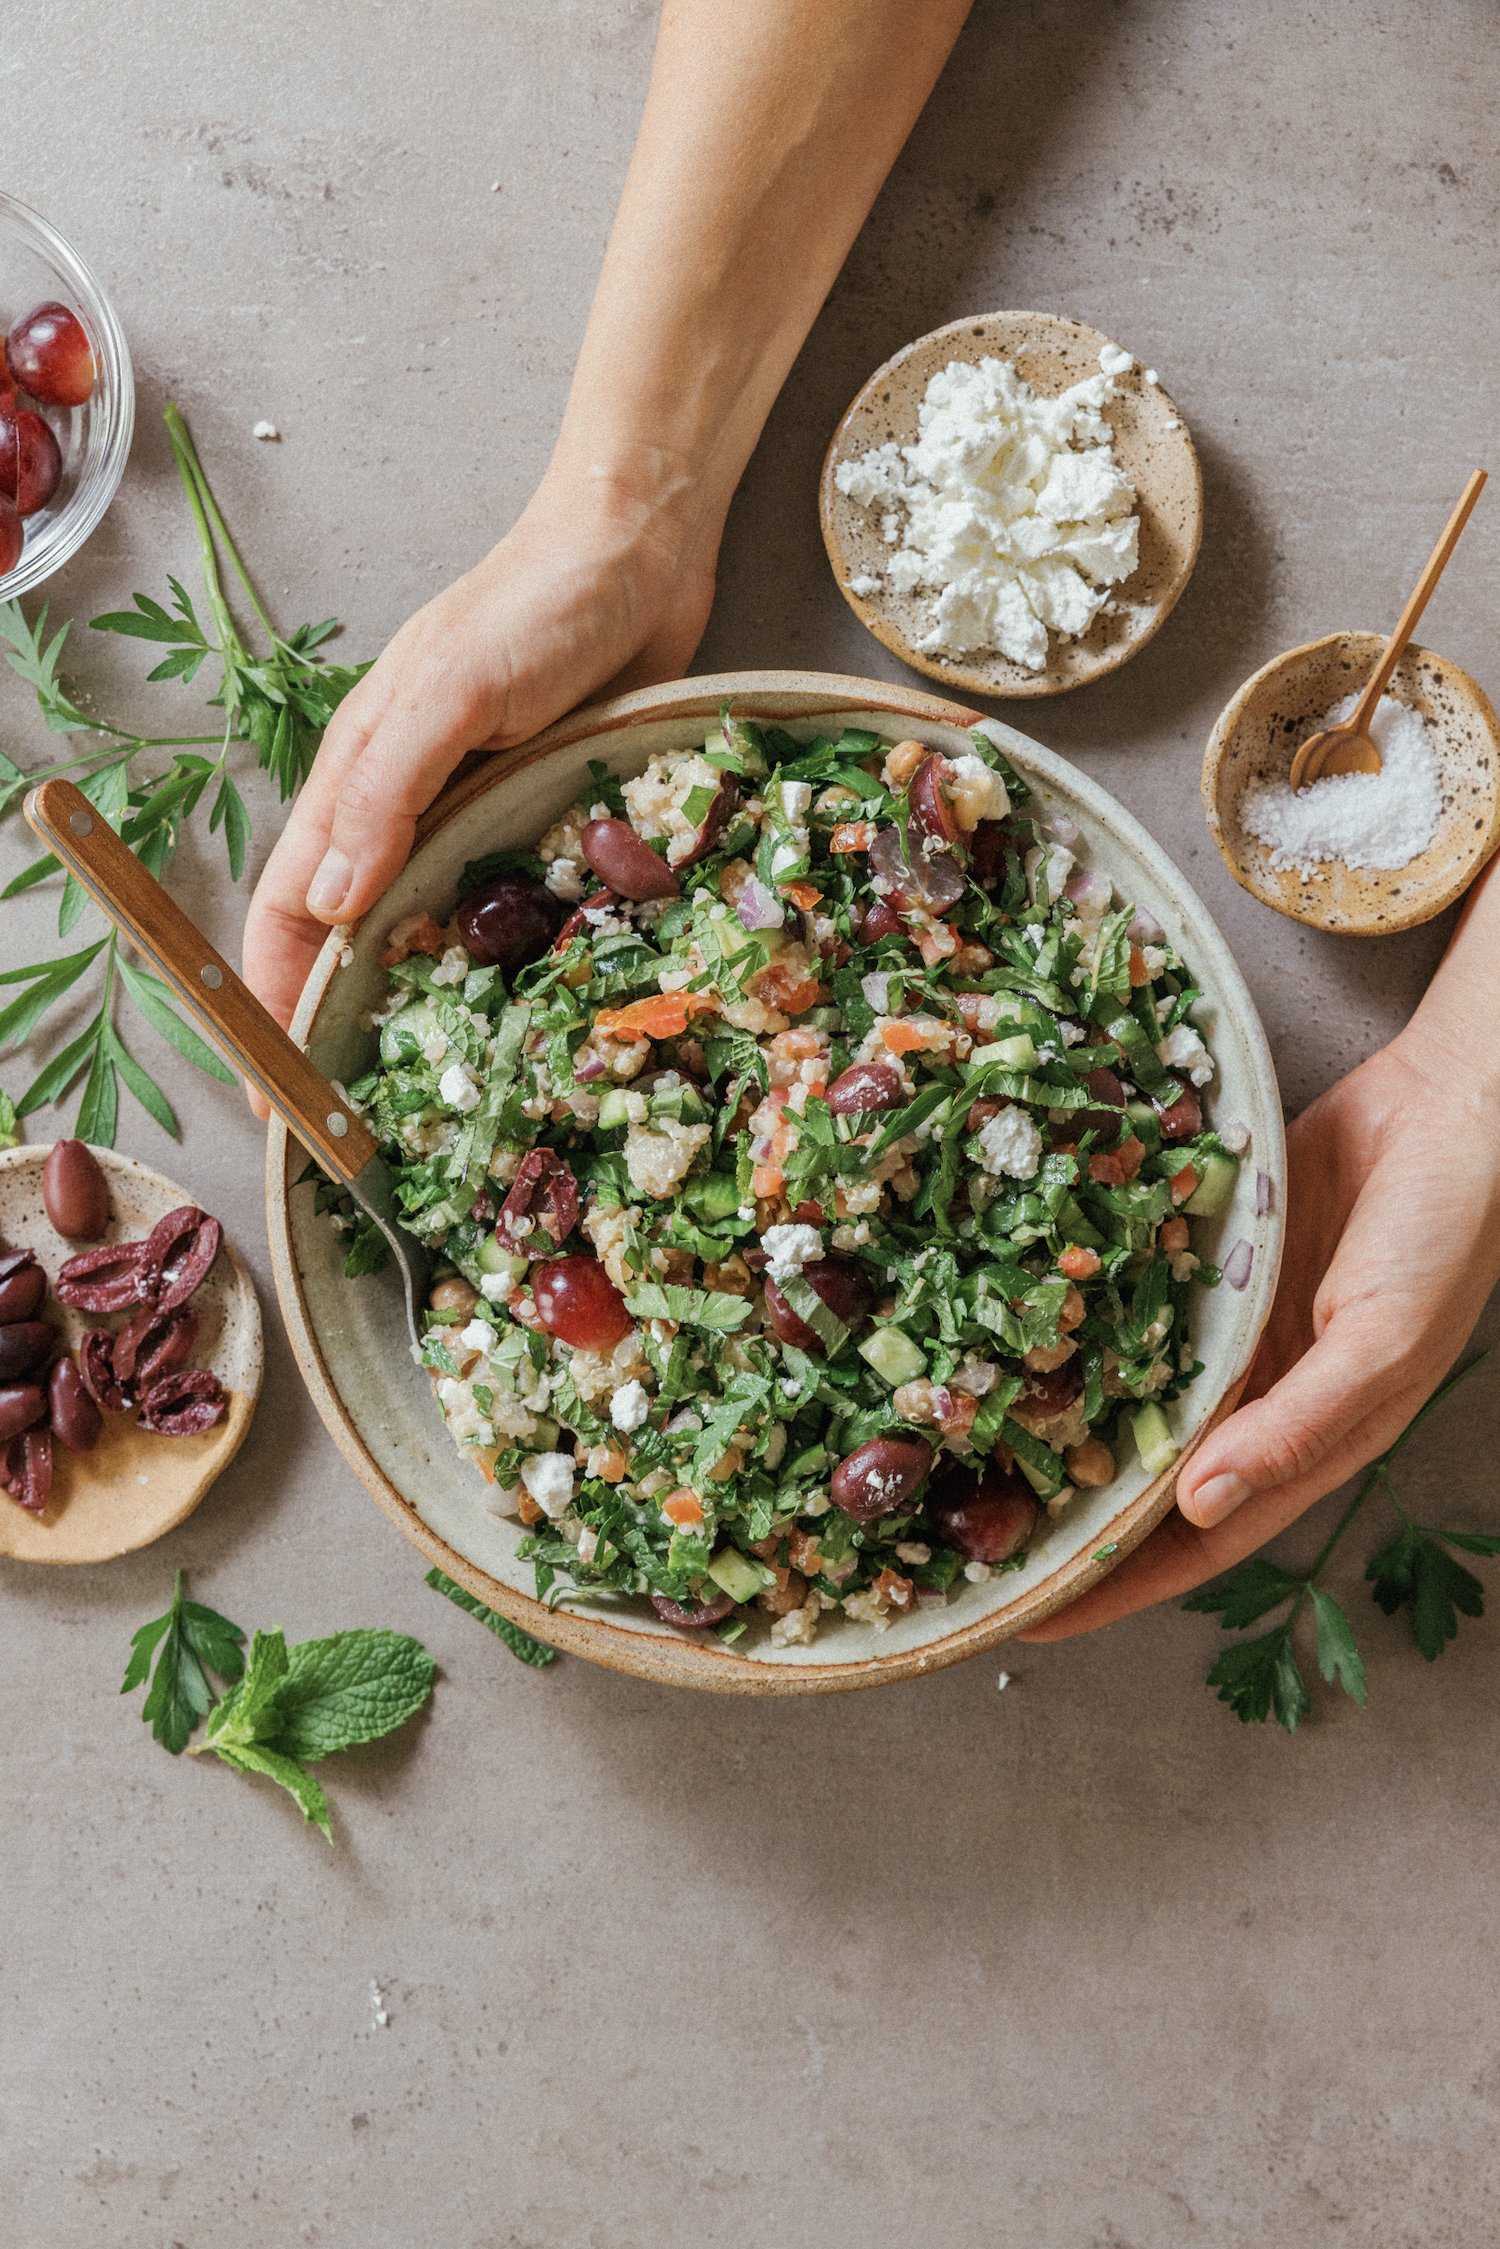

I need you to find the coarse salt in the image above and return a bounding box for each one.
[1241,693,1442,879]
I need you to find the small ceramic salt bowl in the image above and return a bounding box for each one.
[1202,633,1500,936]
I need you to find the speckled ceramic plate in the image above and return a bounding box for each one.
[0,1145,262,1563]
[1202,633,1500,935]
[266,671,1283,1695]
[820,312,1203,699]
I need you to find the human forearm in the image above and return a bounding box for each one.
[550,0,975,542]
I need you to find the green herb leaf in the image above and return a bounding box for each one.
[210,1740,333,1839]
[1182,1556,1303,1630]
[1204,1626,1311,1732]
[0,1087,17,1148]
[426,1566,559,1667]
[122,1571,247,1756]
[1366,1522,1489,1662]
[267,1630,437,1760]
[1309,1588,1367,1705]
[116,959,236,1084]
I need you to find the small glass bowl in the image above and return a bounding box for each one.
[0,191,134,598]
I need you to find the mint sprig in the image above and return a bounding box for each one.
[425,1565,559,1668]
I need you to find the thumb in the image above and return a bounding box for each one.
[1176,1303,1427,1529]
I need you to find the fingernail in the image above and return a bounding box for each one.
[307,848,352,917]
[1188,1470,1253,1526]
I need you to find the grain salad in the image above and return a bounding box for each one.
[339,719,1239,1648]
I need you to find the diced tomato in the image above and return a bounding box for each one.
[754,961,825,1015]
[829,822,877,854]
[1128,943,1150,988]
[594,1448,628,1483]
[1160,1216,1190,1251]
[881,1020,932,1054]
[1088,1135,1146,1186]
[1169,1163,1199,1205]
[661,1489,705,1531]
[595,991,717,1040]
[1058,1245,1102,1281]
[784,881,823,911]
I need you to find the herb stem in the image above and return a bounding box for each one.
[163,403,279,648]
[163,406,250,674]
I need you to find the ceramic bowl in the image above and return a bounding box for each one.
[0,1145,262,1564]
[819,312,1203,699]
[266,672,1283,1694]
[1202,633,1500,936]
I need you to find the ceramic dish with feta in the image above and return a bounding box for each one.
[335,716,1240,1652]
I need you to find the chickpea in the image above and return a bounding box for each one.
[883,739,929,790]
[758,1569,808,1617]
[1065,1437,1116,1488]
[429,1275,479,1319]
[1024,1336,1078,1374]
[1058,1284,1087,1333]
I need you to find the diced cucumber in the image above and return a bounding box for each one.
[785,1443,831,1478]
[706,1547,771,1604]
[683,1170,743,1221]
[859,1326,927,1388]
[1126,1099,1162,1147]
[1184,1149,1237,1217]
[1132,1401,1179,1478]
[379,998,442,1067]
[807,1006,844,1034]
[648,1081,708,1125]
[972,1032,1038,1070]
[596,1086,633,1130]
[477,1237,528,1285]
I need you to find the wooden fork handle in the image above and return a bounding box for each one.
[1353,468,1487,730]
[24,776,378,1182]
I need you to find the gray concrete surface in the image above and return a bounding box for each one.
[3,3,1499,2243]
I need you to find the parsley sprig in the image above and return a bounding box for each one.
[1185,1356,1497,1730]
[0,404,368,1144]
[123,1574,435,1840]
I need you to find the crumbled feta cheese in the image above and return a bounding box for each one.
[975,1104,1043,1180]
[429,946,470,988]
[520,1451,576,1519]
[1024,841,1076,903]
[847,573,881,597]
[832,351,1140,671]
[761,1223,825,1284]
[252,419,280,441]
[1218,1120,1251,1155]
[576,1526,600,1565]
[438,1062,482,1114]
[1059,1021,1085,1046]
[610,1378,651,1434]
[1157,1023,1215,1088]
[963,1560,993,1583]
[458,1317,498,1356]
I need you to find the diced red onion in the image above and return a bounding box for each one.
[1223,1238,1255,1290]
[1255,1170,1272,1217]
[1064,868,1113,912]
[574,1053,607,1083]
[737,876,785,932]
[1128,907,1165,945]
[861,970,891,1013]
[1045,813,1080,847]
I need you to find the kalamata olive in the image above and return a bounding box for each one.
[1155,1086,1202,1141]
[55,1239,145,1313]
[456,873,567,971]
[42,1137,111,1241]
[831,1435,934,1522]
[764,1258,873,1352]
[0,1382,47,1441]
[79,1329,132,1414]
[137,1368,228,1436]
[0,1248,35,1282]
[1078,1064,1128,1142]
[907,753,964,852]
[649,1590,736,1630]
[48,1358,101,1454]
[112,1302,198,1386]
[676,778,740,867]
[579,818,681,902]
[968,818,1011,889]
[1015,1356,1085,1423]
[137,1206,222,1312]
[2,1426,52,1514]
[0,1321,55,1381]
[551,889,617,951]
[495,1149,580,1253]
[532,1254,634,1350]
[826,1061,906,1116]
[0,1260,46,1325]
[928,1464,1039,1564]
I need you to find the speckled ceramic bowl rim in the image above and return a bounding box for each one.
[1202,633,1500,935]
[819,311,1205,700]
[266,671,1282,1694]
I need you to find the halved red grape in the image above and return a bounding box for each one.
[8,302,95,408]
[907,753,964,852]
[763,1257,873,1351]
[650,1590,735,1630]
[532,1254,634,1350]
[1155,1086,1201,1142]
[0,404,62,516]
[859,899,910,944]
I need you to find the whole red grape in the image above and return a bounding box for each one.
[8,302,95,408]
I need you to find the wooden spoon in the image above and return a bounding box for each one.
[1289,469,1486,791]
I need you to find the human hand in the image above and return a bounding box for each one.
[241,461,717,1038]
[1025,1019,1500,1639]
